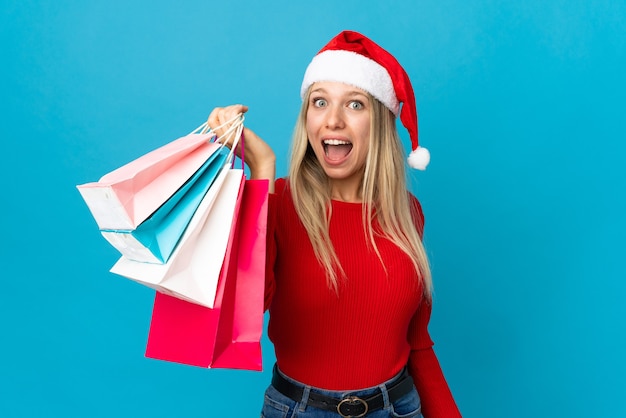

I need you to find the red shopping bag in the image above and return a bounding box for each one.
[211,178,268,369]
[145,179,269,370]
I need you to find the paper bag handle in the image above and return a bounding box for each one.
[190,113,246,170]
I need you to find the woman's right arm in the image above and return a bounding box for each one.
[207,104,276,192]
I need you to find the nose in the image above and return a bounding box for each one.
[325,105,345,130]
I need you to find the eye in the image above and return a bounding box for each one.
[348,100,364,110]
[312,98,327,108]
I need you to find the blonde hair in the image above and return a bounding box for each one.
[288,88,432,297]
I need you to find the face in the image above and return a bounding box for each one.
[306,81,371,193]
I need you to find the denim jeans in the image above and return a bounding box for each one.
[260,366,423,418]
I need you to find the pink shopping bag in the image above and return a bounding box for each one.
[145,179,269,370]
[212,179,268,369]
[77,131,220,231]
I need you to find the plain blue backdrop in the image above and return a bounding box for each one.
[1,1,625,417]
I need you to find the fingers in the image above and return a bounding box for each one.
[207,105,248,130]
[207,104,249,147]
[207,104,248,123]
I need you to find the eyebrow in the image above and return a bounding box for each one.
[310,87,370,100]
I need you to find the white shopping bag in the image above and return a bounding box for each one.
[110,168,245,308]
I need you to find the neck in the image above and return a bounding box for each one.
[330,179,362,203]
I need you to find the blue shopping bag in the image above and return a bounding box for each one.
[101,145,230,263]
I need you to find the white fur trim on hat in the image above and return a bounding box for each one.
[407,146,430,170]
[301,50,400,115]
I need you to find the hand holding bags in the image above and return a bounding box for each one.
[78,115,269,370]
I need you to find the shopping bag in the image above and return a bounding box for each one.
[77,115,243,231]
[109,168,245,308]
[100,146,230,264]
[77,131,218,231]
[144,179,269,370]
[211,179,268,369]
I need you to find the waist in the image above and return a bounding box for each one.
[271,364,415,417]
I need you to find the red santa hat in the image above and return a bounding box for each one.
[301,30,430,170]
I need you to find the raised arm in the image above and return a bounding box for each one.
[207,104,276,192]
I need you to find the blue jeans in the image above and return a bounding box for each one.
[260,367,423,418]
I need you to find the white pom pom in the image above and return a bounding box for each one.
[407,147,430,170]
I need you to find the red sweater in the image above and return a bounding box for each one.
[264,179,461,417]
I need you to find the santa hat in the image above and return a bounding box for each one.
[301,30,430,170]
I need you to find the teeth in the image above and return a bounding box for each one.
[323,139,350,145]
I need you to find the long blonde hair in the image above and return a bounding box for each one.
[288,87,432,297]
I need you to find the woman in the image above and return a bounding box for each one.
[208,30,461,418]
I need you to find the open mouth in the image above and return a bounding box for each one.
[323,139,353,161]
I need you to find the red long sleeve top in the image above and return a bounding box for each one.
[264,179,461,417]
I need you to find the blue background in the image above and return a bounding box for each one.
[1,1,625,417]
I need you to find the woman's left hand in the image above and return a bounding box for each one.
[207,104,276,192]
